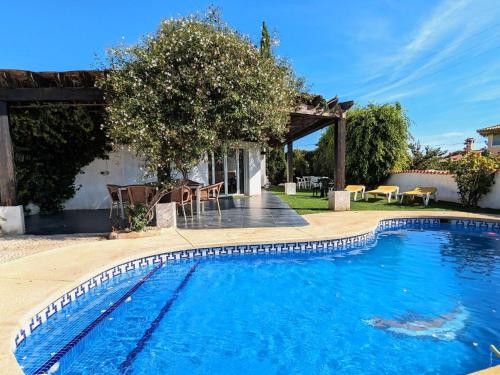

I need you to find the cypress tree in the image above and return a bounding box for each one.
[260,21,271,58]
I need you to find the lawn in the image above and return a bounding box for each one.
[268,186,500,216]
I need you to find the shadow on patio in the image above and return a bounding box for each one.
[24,191,307,234]
[176,191,308,229]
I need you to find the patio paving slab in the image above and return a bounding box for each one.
[176,191,308,229]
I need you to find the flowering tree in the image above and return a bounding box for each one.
[100,10,300,182]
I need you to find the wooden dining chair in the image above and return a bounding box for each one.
[198,182,224,215]
[169,185,193,219]
[106,184,130,218]
[126,185,155,208]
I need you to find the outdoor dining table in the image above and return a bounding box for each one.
[185,180,202,216]
[114,184,157,219]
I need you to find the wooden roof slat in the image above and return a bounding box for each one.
[285,96,354,143]
[0,87,104,102]
[0,69,105,90]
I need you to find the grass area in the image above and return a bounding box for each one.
[268,186,500,216]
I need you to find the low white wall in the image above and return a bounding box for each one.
[0,205,25,234]
[386,171,500,209]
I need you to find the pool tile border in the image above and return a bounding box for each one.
[12,217,500,351]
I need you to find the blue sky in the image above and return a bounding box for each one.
[2,0,499,151]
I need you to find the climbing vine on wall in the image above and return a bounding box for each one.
[9,104,111,213]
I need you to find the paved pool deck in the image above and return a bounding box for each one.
[1,210,499,375]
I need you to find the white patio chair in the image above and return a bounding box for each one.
[296,177,306,190]
[303,176,312,189]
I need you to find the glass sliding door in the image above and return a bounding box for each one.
[238,149,245,195]
[227,149,238,194]
[208,148,246,196]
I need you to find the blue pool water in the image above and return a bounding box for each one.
[15,224,500,374]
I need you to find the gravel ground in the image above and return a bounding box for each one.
[0,234,105,264]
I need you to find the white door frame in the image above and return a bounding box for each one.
[210,147,246,197]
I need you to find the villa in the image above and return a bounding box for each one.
[477,124,500,156]
[1,5,500,375]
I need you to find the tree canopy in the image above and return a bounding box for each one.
[100,10,301,181]
[408,141,447,170]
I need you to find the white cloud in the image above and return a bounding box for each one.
[466,86,500,102]
[417,131,471,148]
[394,0,472,70]
[374,84,433,102]
[353,0,500,102]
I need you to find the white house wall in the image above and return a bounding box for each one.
[63,143,261,210]
[486,134,500,156]
[64,147,156,210]
[386,171,500,209]
[247,144,262,196]
[170,155,209,186]
[260,153,267,187]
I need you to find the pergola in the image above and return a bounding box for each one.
[286,96,353,190]
[0,69,353,206]
[0,70,104,206]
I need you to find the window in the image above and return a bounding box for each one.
[492,134,500,146]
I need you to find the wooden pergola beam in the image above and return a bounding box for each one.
[286,115,335,144]
[334,114,347,190]
[0,87,103,102]
[286,141,293,183]
[0,101,16,206]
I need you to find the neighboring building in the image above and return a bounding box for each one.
[443,137,482,161]
[477,124,500,156]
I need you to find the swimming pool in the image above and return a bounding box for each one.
[14,219,500,374]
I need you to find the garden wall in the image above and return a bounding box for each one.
[386,171,500,209]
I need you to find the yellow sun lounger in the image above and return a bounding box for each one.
[365,185,399,203]
[399,187,437,207]
[345,185,366,201]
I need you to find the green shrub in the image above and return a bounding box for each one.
[127,204,149,231]
[293,149,310,178]
[408,141,447,170]
[266,147,286,185]
[447,153,499,207]
[10,105,110,213]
